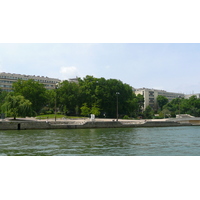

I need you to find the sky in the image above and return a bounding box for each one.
[0,43,200,94]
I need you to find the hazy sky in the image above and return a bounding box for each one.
[0,43,200,94]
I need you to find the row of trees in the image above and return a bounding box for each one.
[156,95,200,118]
[0,75,145,119]
[2,74,200,120]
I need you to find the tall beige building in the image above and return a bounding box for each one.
[134,87,184,110]
[0,72,61,92]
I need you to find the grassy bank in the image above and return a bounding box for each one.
[35,114,86,119]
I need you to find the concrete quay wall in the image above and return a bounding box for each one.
[138,121,192,127]
[0,121,51,130]
[0,120,192,130]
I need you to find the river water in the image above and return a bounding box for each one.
[1,126,200,156]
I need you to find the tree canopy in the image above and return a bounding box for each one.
[163,95,200,117]
[157,95,168,110]
[1,93,32,119]
[0,75,147,119]
[12,79,47,114]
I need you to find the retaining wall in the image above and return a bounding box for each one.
[0,120,192,130]
[0,121,51,130]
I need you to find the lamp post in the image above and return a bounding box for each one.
[178,95,181,116]
[116,92,120,121]
[55,83,58,121]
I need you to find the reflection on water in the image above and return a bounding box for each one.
[1,126,200,156]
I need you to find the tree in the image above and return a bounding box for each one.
[90,103,101,116]
[78,76,135,118]
[157,95,168,110]
[12,79,47,114]
[45,89,56,111]
[136,94,144,115]
[127,93,141,118]
[159,108,170,118]
[0,89,8,113]
[56,80,80,115]
[80,103,90,117]
[143,105,154,119]
[1,93,32,120]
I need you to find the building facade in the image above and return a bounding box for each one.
[184,93,200,99]
[134,87,184,110]
[0,72,61,92]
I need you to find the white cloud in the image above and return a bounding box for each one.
[59,66,79,80]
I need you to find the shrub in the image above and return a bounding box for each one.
[123,115,129,119]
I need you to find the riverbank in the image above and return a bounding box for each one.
[0,117,199,130]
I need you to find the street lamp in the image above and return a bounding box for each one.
[178,95,181,116]
[116,92,120,121]
[55,83,58,121]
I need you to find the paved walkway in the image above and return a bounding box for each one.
[4,117,200,125]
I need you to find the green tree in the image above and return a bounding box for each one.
[136,94,144,115]
[57,80,80,115]
[78,76,135,118]
[143,105,154,119]
[159,108,170,118]
[157,95,168,110]
[12,79,47,114]
[45,89,56,111]
[1,93,32,120]
[90,103,101,116]
[127,93,141,118]
[80,103,90,117]
[0,89,8,113]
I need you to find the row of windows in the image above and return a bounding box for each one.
[149,98,154,102]
[0,80,55,88]
[0,85,12,88]
[0,80,14,84]
[0,76,59,84]
[0,76,18,79]
[0,84,55,89]
[149,91,154,96]
[45,85,55,87]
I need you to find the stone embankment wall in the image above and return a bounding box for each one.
[0,120,192,130]
[0,121,51,130]
[139,121,192,127]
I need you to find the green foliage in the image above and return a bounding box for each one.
[0,89,8,113]
[162,95,200,117]
[78,76,138,118]
[1,93,32,119]
[56,80,80,115]
[136,94,144,112]
[80,103,90,116]
[157,95,168,110]
[128,93,144,117]
[5,75,146,119]
[159,109,170,118]
[36,114,65,119]
[143,105,154,119]
[45,89,56,109]
[12,79,47,114]
[90,104,100,116]
[123,115,129,119]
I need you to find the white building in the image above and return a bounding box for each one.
[134,87,184,110]
[0,72,61,92]
[184,93,200,99]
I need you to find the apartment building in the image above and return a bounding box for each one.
[184,93,200,99]
[69,77,79,83]
[0,72,61,92]
[134,87,184,110]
